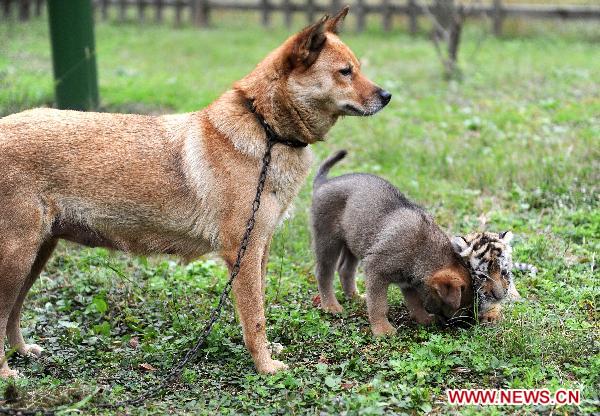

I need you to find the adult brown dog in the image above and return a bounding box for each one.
[0,7,391,377]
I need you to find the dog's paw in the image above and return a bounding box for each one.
[371,321,397,337]
[321,301,344,314]
[257,359,288,374]
[18,344,43,358]
[0,368,20,379]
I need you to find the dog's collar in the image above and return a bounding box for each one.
[249,103,308,148]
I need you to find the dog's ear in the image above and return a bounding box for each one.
[289,16,328,69]
[427,270,467,310]
[326,5,350,33]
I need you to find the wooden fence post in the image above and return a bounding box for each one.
[174,0,183,26]
[493,0,503,36]
[2,0,11,19]
[382,0,391,31]
[356,0,365,32]
[202,0,210,27]
[408,0,418,35]
[137,0,146,22]
[34,0,43,16]
[119,0,127,22]
[283,0,292,28]
[192,0,209,27]
[155,0,164,23]
[306,0,314,24]
[261,0,271,27]
[19,0,30,21]
[100,0,109,20]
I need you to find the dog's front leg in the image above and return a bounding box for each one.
[260,236,273,298]
[223,242,287,374]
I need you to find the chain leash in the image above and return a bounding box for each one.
[1,114,300,414]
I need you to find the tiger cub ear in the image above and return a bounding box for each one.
[499,231,514,244]
[451,236,472,257]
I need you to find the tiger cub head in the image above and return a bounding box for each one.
[451,231,520,324]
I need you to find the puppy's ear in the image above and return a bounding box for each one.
[499,231,514,244]
[289,16,328,69]
[451,236,472,257]
[326,5,350,33]
[427,270,466,310]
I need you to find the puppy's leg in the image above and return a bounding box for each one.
[365,272,395,336]
[315,238,344,314]
[7,239,57,357]
[223,243,286,374]
[401,287,435,325]
[337,246,360,299]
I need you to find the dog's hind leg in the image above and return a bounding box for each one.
[0,202,45,378]
[337,246,360,299]
[315,237,344,314]
[7,239,57,358]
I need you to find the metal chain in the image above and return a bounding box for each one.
[1,137,279,415]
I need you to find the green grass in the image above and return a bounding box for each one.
[0,15,599,415]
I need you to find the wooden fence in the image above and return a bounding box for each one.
[2,0,600,34]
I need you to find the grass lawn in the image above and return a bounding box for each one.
[0,13,598,415]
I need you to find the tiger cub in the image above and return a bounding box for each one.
[451,231,536,323]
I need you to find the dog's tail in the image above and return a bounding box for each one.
[314,150,347,189]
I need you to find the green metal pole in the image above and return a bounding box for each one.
[47,0,99,110]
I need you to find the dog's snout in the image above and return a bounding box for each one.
[378,89,392,106]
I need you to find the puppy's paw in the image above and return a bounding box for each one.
[18,344,43,358]
[321,301,344,314]
[257,359,288,374]
[0,368,20,379]
[371,321,397,337]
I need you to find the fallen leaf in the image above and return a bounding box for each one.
[312,294,321,307]
[139,363,156,372]
[129,337,139,349]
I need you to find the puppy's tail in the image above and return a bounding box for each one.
[314,150,347,189]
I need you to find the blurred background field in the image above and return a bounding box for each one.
[0,3,599,415]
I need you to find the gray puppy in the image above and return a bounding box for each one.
[310,151,473,335]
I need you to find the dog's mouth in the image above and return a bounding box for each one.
[342,104,370,116]
[342,101,387,117]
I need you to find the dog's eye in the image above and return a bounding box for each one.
[339,67,352,76]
